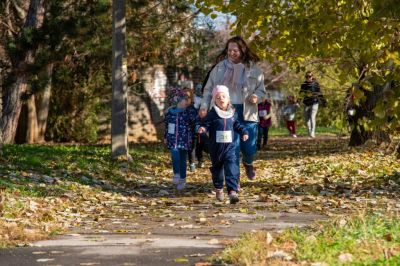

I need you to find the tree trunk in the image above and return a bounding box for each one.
[349,84,387,147]
[26,94,39,143]
[0,77,3,157]
[111,0,131,160]
[0,0,43,144]
[2,62,31,143]
[35,63,53,143]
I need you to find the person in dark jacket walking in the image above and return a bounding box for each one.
[164,89,197,190]
[300,71,325,138]
[198,85,248,204]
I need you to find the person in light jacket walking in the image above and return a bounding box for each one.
[199,36,266,180]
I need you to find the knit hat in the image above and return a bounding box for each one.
[212,85,230,99]
[167,87,188,106]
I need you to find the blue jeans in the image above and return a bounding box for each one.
[233,104,258,165]
[304,103,319,136]
[170,148,187,180]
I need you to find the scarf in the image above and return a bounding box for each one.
[214,105,234,119]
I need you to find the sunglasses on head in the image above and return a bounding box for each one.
[306,75,313,78]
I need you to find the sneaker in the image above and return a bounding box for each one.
[189,163,196,172]
[176,178,186,190]
[172,174,180,185]
[292,134,297,138]
[229,191,239,204]
[198,162,204,168]
[243,164,256,180]
[215,189,224,201]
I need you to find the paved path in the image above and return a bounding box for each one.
[0,205,325,266]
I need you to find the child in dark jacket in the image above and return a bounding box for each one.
[257,95,272,150]
[198,85,248,204]
[193,84,209,168]
[164,89,197,190]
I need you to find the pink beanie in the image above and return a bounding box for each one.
[212,85,230,99]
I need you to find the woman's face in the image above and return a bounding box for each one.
[215,92,229,110]
[227,42,242,63]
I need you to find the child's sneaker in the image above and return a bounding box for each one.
[215,188,224,201]
[176,178,186,190]
[292,134,297,138]
[229,191,239,204]
[189,163,196,172]
[172,174,180,185]
[198,161,204,168]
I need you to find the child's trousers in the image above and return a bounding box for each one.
[286,120,296,134]
[170,148,187,179]
[210,151,239,193]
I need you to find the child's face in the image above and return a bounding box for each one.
[199,108,207,118]
[177,98,189,109]
[215,92,229,110]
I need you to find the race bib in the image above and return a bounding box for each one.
[216,130,232,143]
[168,123,175,134]
[259,110,267,117]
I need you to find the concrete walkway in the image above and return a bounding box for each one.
[0,205,325,266]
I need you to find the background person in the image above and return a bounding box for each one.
[299,71,326,138]
[257,94,272,149]
[282,95,300,137]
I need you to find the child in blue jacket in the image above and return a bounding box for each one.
[164,89,197,190]
[198,85,248,204]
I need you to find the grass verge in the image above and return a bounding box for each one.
[215,213,400,265]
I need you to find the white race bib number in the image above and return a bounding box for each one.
[259,110,267,117]
[168,123,175,134]
[216,130,232,143]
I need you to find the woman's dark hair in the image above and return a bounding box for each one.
[305,71,313,78]
[216,36,260,64]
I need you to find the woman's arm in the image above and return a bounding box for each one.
[249,67,266,104]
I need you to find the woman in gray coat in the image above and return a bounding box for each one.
[199,36,266,180]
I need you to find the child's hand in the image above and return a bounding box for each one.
[198,127,206,134]
[242,134,249,141]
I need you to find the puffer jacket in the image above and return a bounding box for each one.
[164,106,197,150]
[199,107,248,158]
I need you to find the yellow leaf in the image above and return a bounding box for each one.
[174,258,189,262]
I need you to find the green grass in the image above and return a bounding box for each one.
[217,214,400,265]
[269,126,344,136]
[0,143,167,198]
[282,214,400,265]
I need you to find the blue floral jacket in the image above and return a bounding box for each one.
[164,105,197,150]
